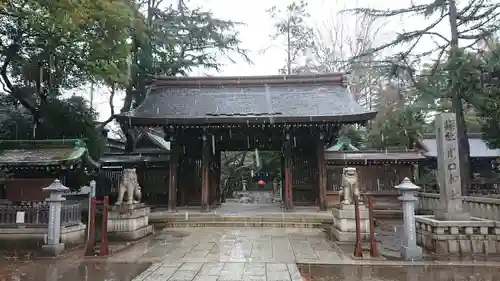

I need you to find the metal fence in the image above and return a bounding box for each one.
[0,201,81,227]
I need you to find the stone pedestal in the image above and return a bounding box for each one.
[331,204,369,242]
[108,204,153,241]
[416,215,499,255]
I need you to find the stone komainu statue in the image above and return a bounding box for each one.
[115,168,142,205]
[339,167,362,205]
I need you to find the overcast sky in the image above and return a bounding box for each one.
[84,0,451,121]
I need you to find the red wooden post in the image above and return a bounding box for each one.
[353,199,363,258]
[84,197,96,256]
[368,196,380,258]
[100,196,109,256]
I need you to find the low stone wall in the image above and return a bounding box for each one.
[417,193,500,220]
[0,223,86,250]
[416,215,500,254]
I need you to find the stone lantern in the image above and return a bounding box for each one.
[395,177,422,260]
[41,179,69,256]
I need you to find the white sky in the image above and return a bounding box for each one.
[80,0,452,121]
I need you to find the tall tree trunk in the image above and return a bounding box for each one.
[286,18,292,75]
[449,0,471,195]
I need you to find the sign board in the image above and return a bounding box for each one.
[16,211,25,224]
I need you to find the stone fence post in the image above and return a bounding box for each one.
[41,179,69,256]
[395,177,422,260]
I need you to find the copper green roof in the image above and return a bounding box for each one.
[326,136,360,151]
[0,139,97,167]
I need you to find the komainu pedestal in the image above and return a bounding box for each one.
[107,203,153,241]
[331,204,370,242]
[330,168,369,242]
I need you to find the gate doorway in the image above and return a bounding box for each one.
[221,150,282,205]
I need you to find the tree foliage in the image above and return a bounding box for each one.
[266,0,314,74]
[470,43,500,147]
[0,0,135,117]
[122,0,250,112]
[0,93,105,158]
[348,0,500,193]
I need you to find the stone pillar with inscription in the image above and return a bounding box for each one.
[395,177,422,260]
[41,180,69,256]
[434,113,469,221]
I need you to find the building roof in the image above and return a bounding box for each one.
[326,136,360,151]
[420,133,500,158]
[116,73,376,125]
[100,153,170,167]
[325,150,424,165]
[0,139,100,168]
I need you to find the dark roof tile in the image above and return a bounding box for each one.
[117,73,376,125]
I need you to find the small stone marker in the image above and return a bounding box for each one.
[434,113,469,221]
[395,177,422,260]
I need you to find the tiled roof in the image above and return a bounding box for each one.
[325,150,425,161]
[0,139,92,167]
[421,136,500,158]
[116,73,376,125]
[100,153,170,165]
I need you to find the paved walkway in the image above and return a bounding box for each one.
[111,228,343,281]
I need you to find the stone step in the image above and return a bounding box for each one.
[155,221,326,228]
[151,212,331,220]
[151,216,330,223]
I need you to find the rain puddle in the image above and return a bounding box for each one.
[0,261,150,281]
[297,264,500,281]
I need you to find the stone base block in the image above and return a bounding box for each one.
[0,223,86,250]
[331,206,370,242]
[108,204,153,241]
[329,225,369,242]
[41,243,65,257]
[108,225,153,241]
[416,215,500,255]
[401,244,422,260]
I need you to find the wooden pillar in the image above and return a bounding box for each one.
[209,150,217,205]
[283,133,293,210]
[168,141,178,212]
[215,149,221,205]
[317,134,327,211]
[201,133,210,211]
[179,158,187,206]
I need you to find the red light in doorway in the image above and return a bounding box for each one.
[258,180,265,185]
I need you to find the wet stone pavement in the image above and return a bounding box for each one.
[111,227,343,263]
[0,261,150,281]
[298,264,500,281]
[3,227,500,281]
